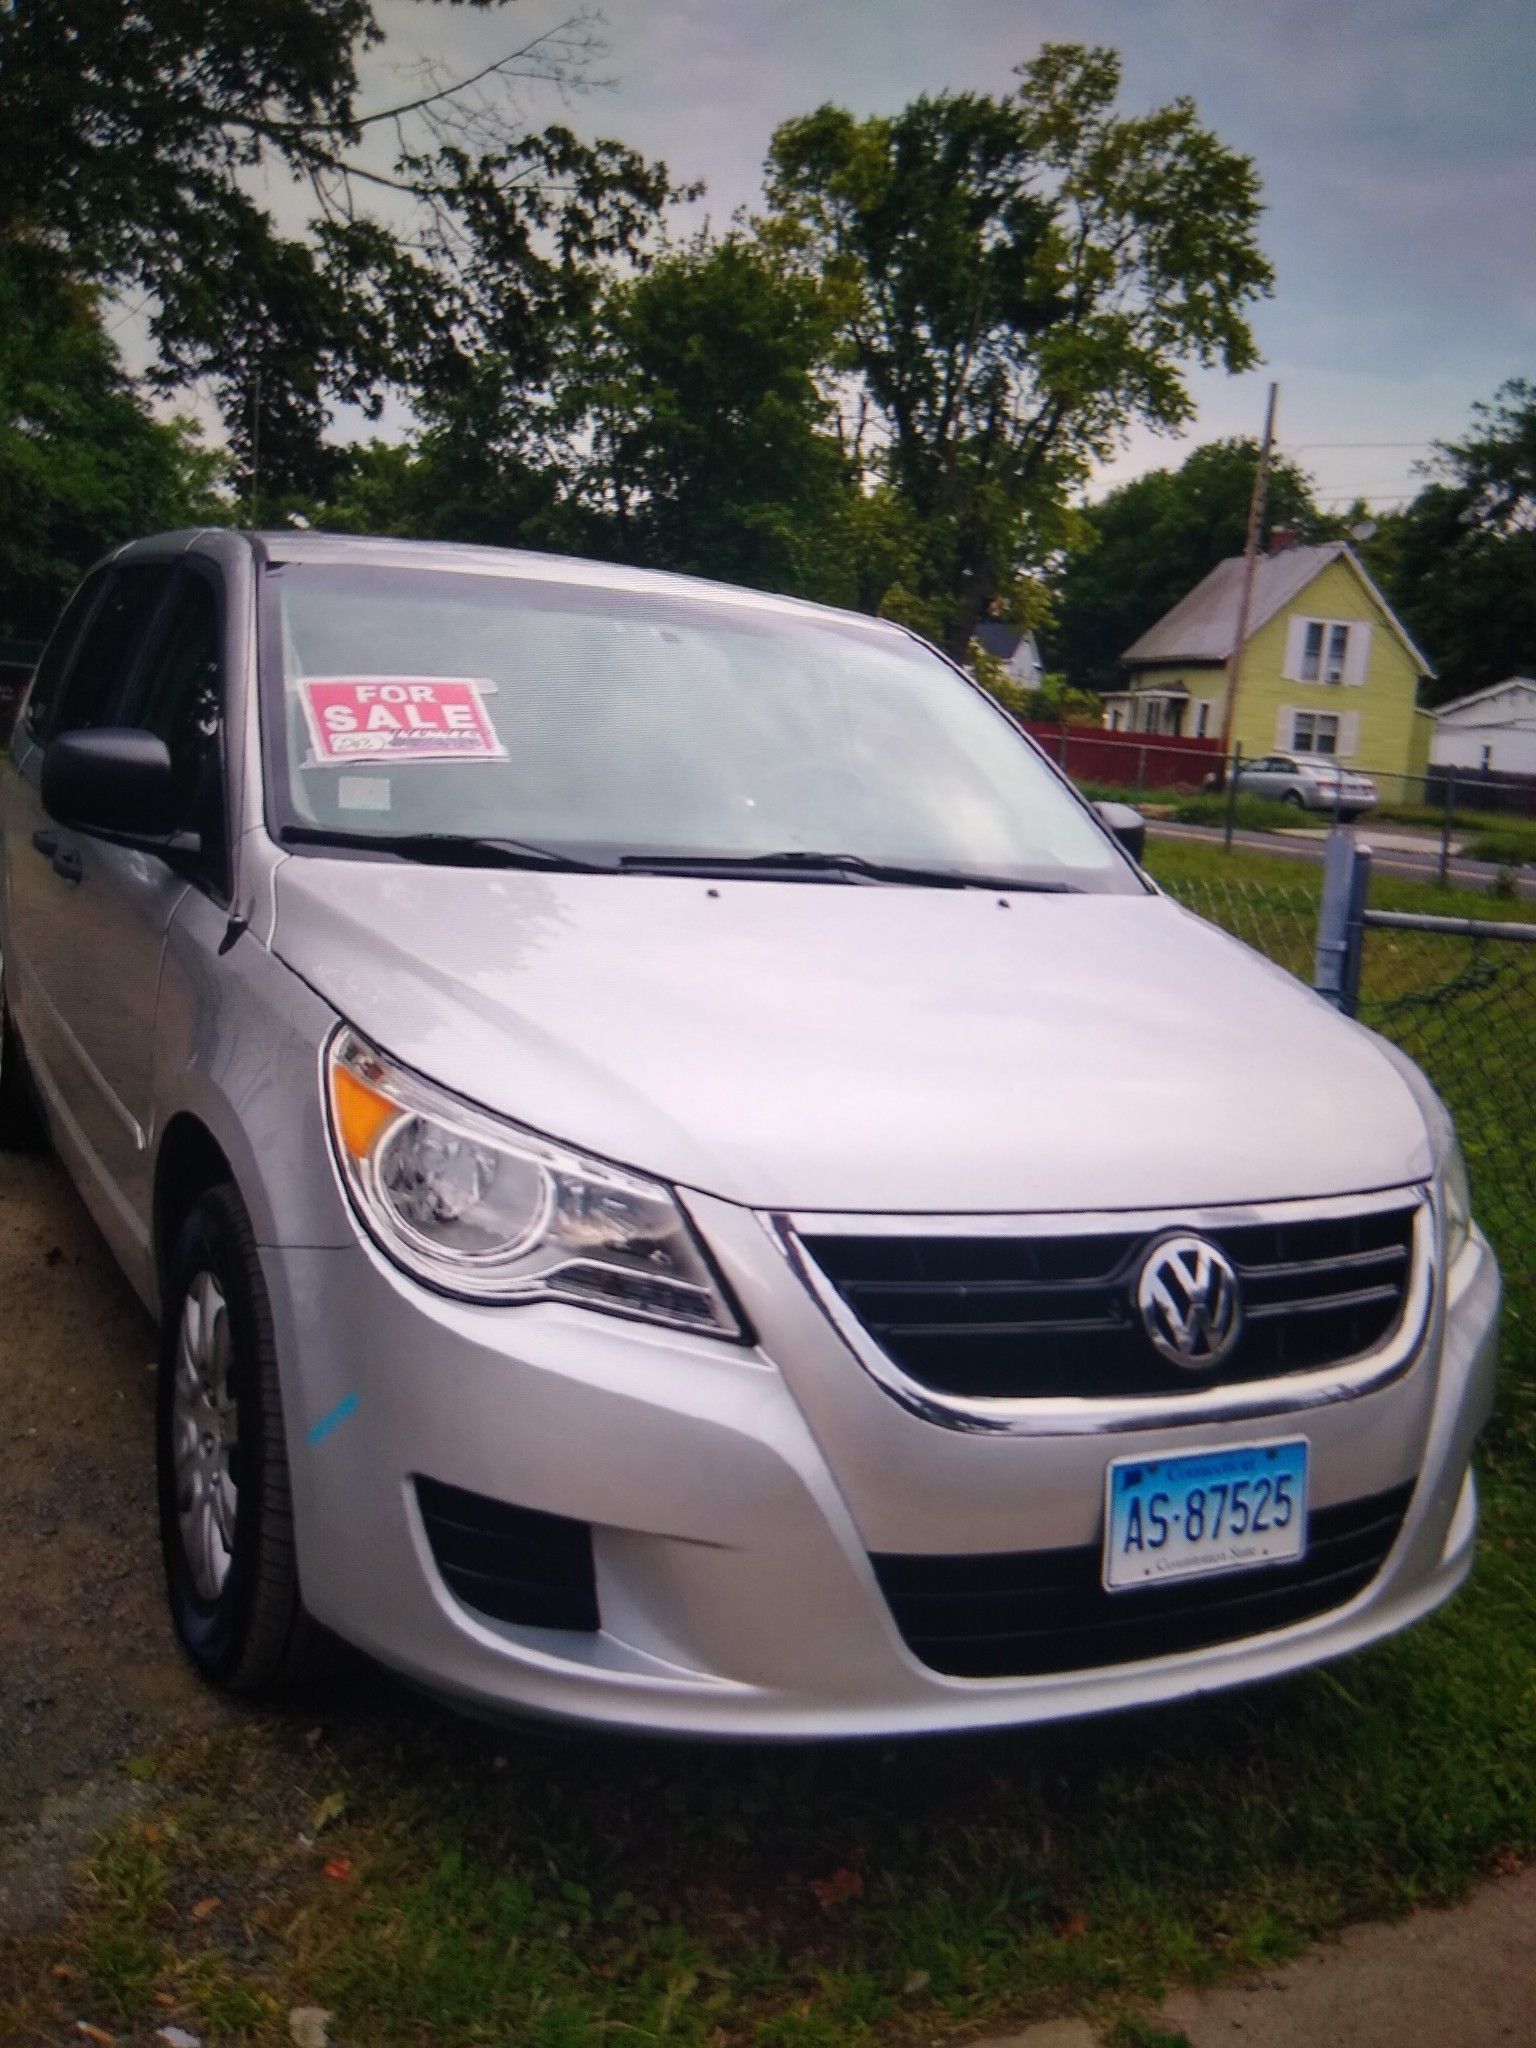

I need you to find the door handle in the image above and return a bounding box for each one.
[31,828,57,859]
[51,848,82,885]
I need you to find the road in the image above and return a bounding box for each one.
[1146,818,1536,901]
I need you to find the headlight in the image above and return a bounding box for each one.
[325,1029,743,1337]
[1441,1128,1472,1269]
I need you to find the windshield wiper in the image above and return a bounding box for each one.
[617,849,1078,892]
[278,825,612,872]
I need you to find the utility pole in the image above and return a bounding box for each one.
[1217,381,1278,773]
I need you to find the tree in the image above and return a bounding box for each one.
[0,3,678,500]
[1050,438,1327,693]
[1367,379,1536,704]
[763,44,1272,656]
[0,248,224,641]
[554,233,856,596]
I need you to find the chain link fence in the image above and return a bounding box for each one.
[1357,919,1535,1298]
[1161,864,1535,1312]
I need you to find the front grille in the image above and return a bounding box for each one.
[416,1476,599,1632]
[800,1204,1418,1401]
[873,1482,1413,1678]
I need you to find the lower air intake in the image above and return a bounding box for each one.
[416,1475,599,1632]
[872,1482,1413,1678]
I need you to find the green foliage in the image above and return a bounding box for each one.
[0,2,680,501]
[1,0,396,490]
[304,433,562,550]
[0,249,225,640]
[764,44,1272,654]
[1462,828,1536,870]
[1362,379,1536,705]
[555,233,856,597]
[972,653,1101,725]
[1051,438,1330,692]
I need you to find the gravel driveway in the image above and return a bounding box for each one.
[0,1151,226,1926]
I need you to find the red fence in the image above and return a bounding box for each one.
[1022,722,1223,791]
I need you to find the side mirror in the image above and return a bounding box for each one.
[41,728,177,838]
[1096,800,1146,865]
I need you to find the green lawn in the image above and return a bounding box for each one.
[5,837,1532,2048]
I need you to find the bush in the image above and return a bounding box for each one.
[1461,826,1536,869]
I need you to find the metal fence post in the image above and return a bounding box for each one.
[1223,743,1242,851]
[1314,827,1371,1015]
[1439,768,1456,886]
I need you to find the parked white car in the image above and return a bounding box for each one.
[1236,753,1378,817]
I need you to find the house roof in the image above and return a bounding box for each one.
[1431,676,1536,723]
[974,619,1033,661]
[1122,542,1434,676]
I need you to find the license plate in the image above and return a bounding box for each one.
[1103,1438,1308,1592]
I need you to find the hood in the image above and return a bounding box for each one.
[271,861,1431,1213]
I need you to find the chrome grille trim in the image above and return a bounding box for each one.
[770,1185,1436,1437]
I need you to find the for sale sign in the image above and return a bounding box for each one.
[299,676,506,764]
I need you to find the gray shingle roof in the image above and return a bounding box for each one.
[974,618,1026,660]
[1122,543,1353,665]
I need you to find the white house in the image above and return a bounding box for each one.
[973,619,1045,691]
[1429,677,1536,778]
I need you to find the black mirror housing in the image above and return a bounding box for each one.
[41,728,177,838]
[1096,800,1147,865]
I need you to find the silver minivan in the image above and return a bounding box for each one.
[0,532,1500,1737]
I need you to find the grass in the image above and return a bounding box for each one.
[1461,827,1536,869]
[3,836,1532,2048]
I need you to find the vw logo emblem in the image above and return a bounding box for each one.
[1136,1235,1242,1370]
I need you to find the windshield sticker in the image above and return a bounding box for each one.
[337,776,392,812]
[299,676,505,764]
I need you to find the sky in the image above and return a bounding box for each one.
[328,0,1536,507]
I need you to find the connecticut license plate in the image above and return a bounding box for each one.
[1103,1438,1308,1592]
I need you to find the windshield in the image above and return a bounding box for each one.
[260,562,1140,892]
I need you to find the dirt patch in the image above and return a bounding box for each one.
[0,1153,228,1915]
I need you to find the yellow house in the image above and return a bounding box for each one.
[1103,543,1434,778]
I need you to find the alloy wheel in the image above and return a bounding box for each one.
[171,1270,240,1601]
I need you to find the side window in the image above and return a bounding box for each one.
[21,569,113,742]
[51,565,175,736]
[120,568,228,891]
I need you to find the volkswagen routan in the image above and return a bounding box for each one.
[0,531,1500,1735]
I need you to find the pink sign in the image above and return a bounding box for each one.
[300,676,505,764]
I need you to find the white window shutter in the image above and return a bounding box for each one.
[1277,704,1295,747]
[1282,615,1308,681]
[1340,711,1361,757]
[1344,622,1372,686]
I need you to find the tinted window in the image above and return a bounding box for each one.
[21,569,112,741]
[52,565,174,735]
[122,568,228,888]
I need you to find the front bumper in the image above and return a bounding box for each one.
[264,1201,1501,1739]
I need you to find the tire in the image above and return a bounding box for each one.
[157,1183,337,1694]
[1282,789,1306,810]
[0,967,44,1151]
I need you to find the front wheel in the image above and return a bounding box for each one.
[157,1184,337,1694]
